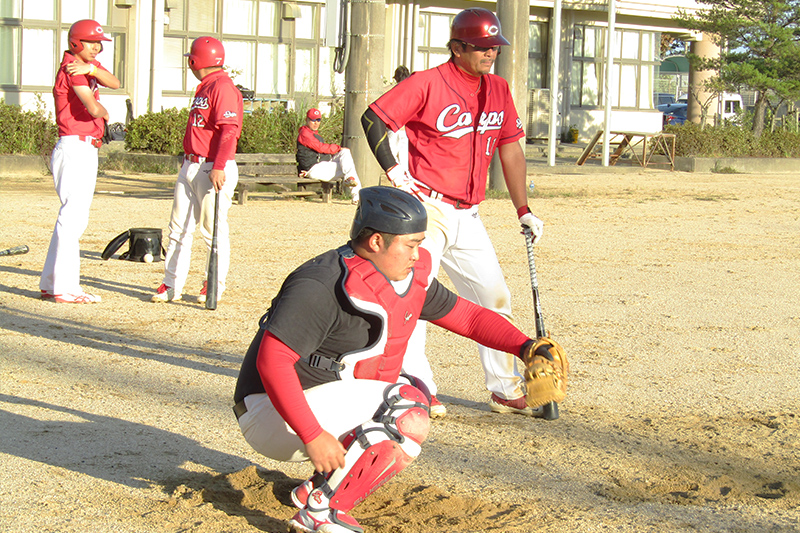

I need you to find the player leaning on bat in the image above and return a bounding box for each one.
[40,20,119,304]
[233,187,567,533]
[362,8,545,417]
[151,37,243,305]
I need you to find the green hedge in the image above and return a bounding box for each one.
[667,122,800,158]
[123,103,345,155]
[0,99,58,156]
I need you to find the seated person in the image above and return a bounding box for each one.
[296,108,362,203]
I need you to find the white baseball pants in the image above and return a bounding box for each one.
[161,158,238,296]
[40,137,99,295]
[402,197,526,400]
[305,147,359,183]
[238,380,391,462]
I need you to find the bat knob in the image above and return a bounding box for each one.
[541,402,559,420]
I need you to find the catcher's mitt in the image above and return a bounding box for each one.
[522,337,569,408]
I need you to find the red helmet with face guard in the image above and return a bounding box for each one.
[184,37,225,70]
[68,19,111,54]
[450,8,510,47]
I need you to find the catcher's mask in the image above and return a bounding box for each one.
[350,186,427,241]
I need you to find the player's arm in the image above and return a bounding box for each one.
[361,107,398,171]
[426,282,531,358]
[66,61,120,89]
[72,85,108,119]
[208,123,239,191]
[257,331,346,473]
[498,141,544,244]
[298,127,341,154]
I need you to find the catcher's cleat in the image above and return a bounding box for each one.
[429,395,447,419]
[489,393,544,417]
[151,283,180,303]
[41,290,55,300]
[289,508,363,533]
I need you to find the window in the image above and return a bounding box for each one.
[571,25,659,110]
[415,12,451,71]
[528,21,547,89]
[1,0,126,90]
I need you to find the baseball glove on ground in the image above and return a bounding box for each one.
[522,337,569,407]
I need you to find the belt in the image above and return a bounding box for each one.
[77,136,103,148]
[233,399,247,420]
[185,154,212,164]
[417,185,473,209]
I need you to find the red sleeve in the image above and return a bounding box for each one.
[297,126,341,154]
[256,331,324,444]
[430,297,530,359]
[210,123,239,170]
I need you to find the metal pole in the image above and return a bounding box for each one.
[602,0,616,166]
[547,0,562,167]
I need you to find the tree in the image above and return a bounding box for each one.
[675,0,800,136]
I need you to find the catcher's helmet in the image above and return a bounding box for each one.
[450,8,510,47]
[184,36,225,69]
[68,19,111,54]
[350,187,427,241]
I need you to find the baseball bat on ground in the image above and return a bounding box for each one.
[523,228,559,421]
[0,245,30,257]
[205,191,220,310]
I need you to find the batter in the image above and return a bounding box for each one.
[362,8,545,416]
[152,37,243,304]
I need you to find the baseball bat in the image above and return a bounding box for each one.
[0,245,30,257]
[205,191,220,310]
[523,228,559,421]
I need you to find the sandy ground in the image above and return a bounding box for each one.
[1,166,799,533]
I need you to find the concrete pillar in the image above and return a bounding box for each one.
[343,0,385,187]
[491,0,529,192]
[687,34,720,126]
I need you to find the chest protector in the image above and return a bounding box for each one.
[335,246,431,382]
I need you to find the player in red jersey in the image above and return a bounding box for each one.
[296,108,362,203]
[362,8,545,417]
[152,36,243,305]
[40,19,120,304]
[233,187,539,533]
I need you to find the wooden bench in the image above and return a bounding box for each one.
[234,153,337,205]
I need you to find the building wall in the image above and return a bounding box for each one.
[0,0,705,140]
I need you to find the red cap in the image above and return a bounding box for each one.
[307,108,321,119]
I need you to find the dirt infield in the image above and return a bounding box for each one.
[2,168,799,532]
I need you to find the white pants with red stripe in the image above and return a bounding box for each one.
[161,158,238,296]
[40,137,99,295]
[401,197,526,401]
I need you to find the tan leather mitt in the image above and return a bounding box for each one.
[522,337,569,408]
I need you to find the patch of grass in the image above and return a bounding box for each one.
[100,153,179,175]
[712,163,740,174]
[692,194,738,202]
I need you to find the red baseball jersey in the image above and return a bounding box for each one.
[369,60,524,205]
[53,51,106,138]
[183,69,243,160]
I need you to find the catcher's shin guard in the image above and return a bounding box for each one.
[307,382,431,514]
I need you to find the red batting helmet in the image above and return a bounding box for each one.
[68,19,111,54]
[184,37,225,69]
[450,8,510,47]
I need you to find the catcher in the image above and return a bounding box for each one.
[233,187,567,533]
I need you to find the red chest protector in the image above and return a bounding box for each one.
[337,246,431,382]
